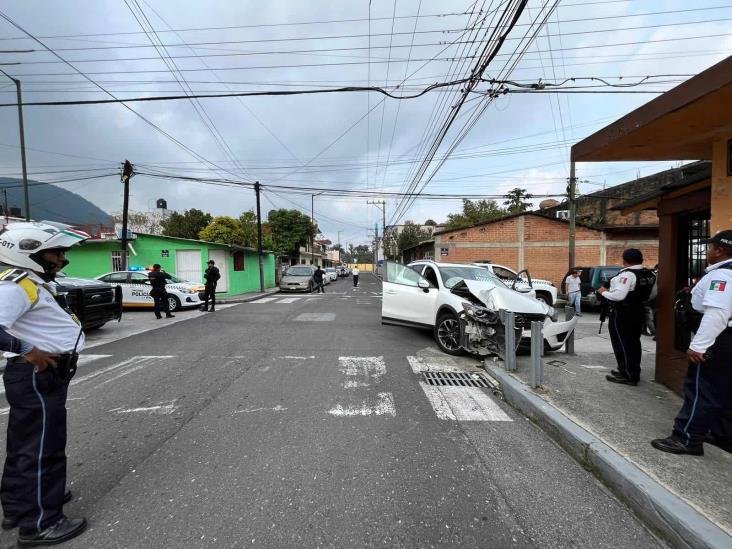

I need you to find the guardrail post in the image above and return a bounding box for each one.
[501,310,517,372]
[564,306,575,355]
[530,320,543,387]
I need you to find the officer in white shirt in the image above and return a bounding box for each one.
[652,231,732,456]
[0,222,89,545]
[598,249,657,386]
[352,267,360,287]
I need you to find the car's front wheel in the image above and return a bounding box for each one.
[434,312,465,356]
[168,295,181,312]
[535,291,553,306]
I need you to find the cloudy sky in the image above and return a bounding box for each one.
[0,0,730,246]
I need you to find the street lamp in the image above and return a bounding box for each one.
[0,68,30,220]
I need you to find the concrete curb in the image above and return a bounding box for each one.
[485,363,732,549]
[216,288,281,304]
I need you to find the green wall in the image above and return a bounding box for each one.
[64,234,275,294]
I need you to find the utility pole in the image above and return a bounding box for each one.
[367,200,386,261]
[311,194,315,266]
[337,230,343,265]
[120,160,134,271]
[0,70,30,220]
[2,188,9,223]
[568,161,577,271]
[254,181,265,292]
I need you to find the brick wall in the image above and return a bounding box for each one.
[434,213,659,288]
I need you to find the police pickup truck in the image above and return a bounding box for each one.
[56,272,123,330]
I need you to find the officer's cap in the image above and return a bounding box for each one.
[703,230,732,248]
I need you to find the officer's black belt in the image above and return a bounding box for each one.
[6,352,79,381]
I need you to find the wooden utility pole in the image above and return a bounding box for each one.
[568,161,577,270]
[120,160,134,270]
[254,181,265,292]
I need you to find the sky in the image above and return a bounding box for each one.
[0,0,730,248]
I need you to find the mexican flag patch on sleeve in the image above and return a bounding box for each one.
[710,280,727,291]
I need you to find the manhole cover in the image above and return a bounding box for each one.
[422,371,489,388]
[547,360,566,367]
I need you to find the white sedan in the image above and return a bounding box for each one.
[96,270,204,311]
[382,261,577,356]
[471,262,558,305]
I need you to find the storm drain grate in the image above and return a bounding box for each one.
[422,371,490,388]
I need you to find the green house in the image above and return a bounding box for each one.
[64,233,276,296]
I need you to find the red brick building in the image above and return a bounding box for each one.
[428,213,658,288]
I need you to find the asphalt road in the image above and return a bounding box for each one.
[0,275,664,548]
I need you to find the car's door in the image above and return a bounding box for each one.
[128,272,154,305]
[382,262,438,327]
[99,272,133,304]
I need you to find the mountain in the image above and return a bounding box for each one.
[0,177,112,228]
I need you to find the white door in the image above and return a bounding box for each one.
[176,250,202,284]
[208,249,229,292]
[382,262,438,327]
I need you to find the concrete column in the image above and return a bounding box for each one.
[433,235,441,263]
[518,215,525,270]
[711,135,732,234]
[599,231,607,264]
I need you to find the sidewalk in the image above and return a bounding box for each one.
[215,286,280,303]
[485,312,731,548]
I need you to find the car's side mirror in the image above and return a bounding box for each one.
[417,279,430,292]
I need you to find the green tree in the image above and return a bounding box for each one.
[445,199,505,229]
[161,208,212,240]
[239,210,258,248]
[267,208,318,257]
[503,188,533,214]
[397,221,430,258]
[198,216,243,245]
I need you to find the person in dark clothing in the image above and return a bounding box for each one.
[148,264,174,319]
[599,249,656,386]
[201,260,220,312]
[313,266,326,293]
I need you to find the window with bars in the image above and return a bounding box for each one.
[111,251,127,272]
[677,212,711,288]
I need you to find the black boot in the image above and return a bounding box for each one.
[3,491,73,530]
[17,517,87,546]
[651,437,703,456]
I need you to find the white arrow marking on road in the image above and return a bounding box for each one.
[328,392,395,417]
[419,382,512,422]
[109,399,177,415]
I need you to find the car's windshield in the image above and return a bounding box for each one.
[286,267,313,276]
[167,274,187,283]
[438,266,504,289]
[326,268,336,272]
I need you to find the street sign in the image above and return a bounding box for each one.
[161,249,169,258]
[440,247,449,256]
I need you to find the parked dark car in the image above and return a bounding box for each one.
[560,266,622,309]
[56,272,123,330]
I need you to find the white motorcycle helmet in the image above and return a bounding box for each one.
[0,221,90,273]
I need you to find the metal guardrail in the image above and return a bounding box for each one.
[564,306,576,355]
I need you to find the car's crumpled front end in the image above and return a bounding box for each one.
[451,280,577,356]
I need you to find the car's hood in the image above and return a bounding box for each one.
[453,280,550,316]
[282,275,310,283]
[57,277,111,288]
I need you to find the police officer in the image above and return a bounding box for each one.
[201,260,220,312]
[0,221,88,545]
[652,231,732,456]
[599,248,657,386]
[148,263,174,319]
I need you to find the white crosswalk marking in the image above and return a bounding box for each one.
[419,382,512,422]
[338,356,386,382]
[250,297,278,304]
[276,297,301,303]
[328,393,396,417]
[330,356,394,417]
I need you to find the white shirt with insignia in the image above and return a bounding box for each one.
[0,271,85,355]
[689,259,732,353]
[601,265,644,302]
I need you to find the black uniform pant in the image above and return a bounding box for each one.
[353,275,359,287]
[1,359,69,534]
[315,281,325,293]
[203,285,216,309]
[151,289,171,318]
[672,332,732,447]
[608,305,644,381]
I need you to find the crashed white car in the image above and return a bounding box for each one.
[382,261,577,357]
[471,262,558,305]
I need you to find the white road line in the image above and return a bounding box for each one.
[250,297,278,304]
[277,297,301,304]
[419,382,512,422]
[233,405,287,414]
[339,356,386,382]
[328,392,395,417]
[581,364,609,370]
[407,355,471,374]
[72,355,175,386]
[109,399,177,415]
[277,355,315,360]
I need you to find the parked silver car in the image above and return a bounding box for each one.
[279,265,317,292]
